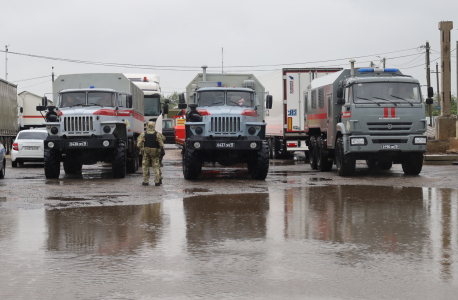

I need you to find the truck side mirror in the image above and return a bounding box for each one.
[336,87,343,99]
[425,98,433,105]
[266,95,273,109]
[427,87,434,98]
[19,107,23,113]
[163,103,169,115]
[179,93,185,104]
[127,95,133,108]
[164,99,171,104]
[41,96,48,107]
[178,103,188,109]
[36,106,47,112]
[337,98,345,105]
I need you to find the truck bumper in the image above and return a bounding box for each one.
[44,134,118,150]
[186,136,264,151]
[343,134,427,154]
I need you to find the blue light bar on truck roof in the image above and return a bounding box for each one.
[358,68,399,73]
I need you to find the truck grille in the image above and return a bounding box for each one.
[210,117,241,134]
[63,116,94,133]
[367,122,412,131]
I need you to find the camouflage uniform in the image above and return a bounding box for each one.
[137,122,165,185]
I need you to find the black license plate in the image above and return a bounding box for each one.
[216,142,235,148]
[69,141,88,147]
[381,145,398,150]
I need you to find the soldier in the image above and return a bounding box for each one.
[137,121,165,186]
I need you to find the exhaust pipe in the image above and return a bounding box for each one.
[349,59,356,76]
[202,65,208,81]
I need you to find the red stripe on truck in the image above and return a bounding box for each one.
[391,107,396,118]
[384,107,388,118]
[307,113,327,120]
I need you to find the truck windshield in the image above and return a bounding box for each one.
[199,91,225,106]
[144,95,161,116]
[88,92,115,107]
[353,82,421,104]
[227,91,254,107]
[60,92,86,108]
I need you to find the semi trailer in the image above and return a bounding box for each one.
[0,78,18,154]
[259,68,341,158]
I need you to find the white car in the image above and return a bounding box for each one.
[11,129,48,167]
[0,141,5,178]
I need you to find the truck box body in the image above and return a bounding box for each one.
[259,68,341,154]
[53,73,144,134]
[17,91,52,130]
[0,78,18,152]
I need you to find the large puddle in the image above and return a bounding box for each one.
[1,186,457,299]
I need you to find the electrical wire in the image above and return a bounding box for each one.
[18,79,51,89]
[0,47,421,70]
[10,75,52,83]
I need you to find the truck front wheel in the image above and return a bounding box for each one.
[182,147,201,180]
[249,141,269,180]
[335,137,355,176]
[401,152,423,175]
[112,140,126,178]
[44,149,61,179]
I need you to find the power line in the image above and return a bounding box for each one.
[19,79,51,89]
[0,47,421,70]
[10,74,52,83]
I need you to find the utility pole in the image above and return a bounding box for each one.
[383,57,386,68]
[435,21,454,140]
[425,42,432,126]
[432,63,441,104]
[5,45,8,80]
[52,66,54,82]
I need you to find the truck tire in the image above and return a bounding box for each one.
[182,147,201,180]
[335,137,355,176]
[250,140,269,180]
[379,161,393,170]
[316,137,333,172]
[63,160,82,174]
[0,159,5,179]
[126,151,138,174]
[309,136,318,170]
[268,138,274,159]
[112,140,126,178]
[12,160,17,168]
[401,152,423,175]
[44,148,61,179]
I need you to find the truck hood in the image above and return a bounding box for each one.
[58,106,105,115]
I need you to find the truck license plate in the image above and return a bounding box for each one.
[69,141,88,147]
[24,147,39,150]
[216,142,235,148]
[381,145,398,150]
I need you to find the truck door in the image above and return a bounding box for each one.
[285,72,301,133]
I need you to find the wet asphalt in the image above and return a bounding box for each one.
[1,145,458,299]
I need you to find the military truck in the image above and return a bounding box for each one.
[178,66,272,180]
[305,61,432,176]
[39,73,145,179]
[0,78,18,154]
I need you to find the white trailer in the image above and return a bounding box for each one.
[259,68,341,158]
[17,91,52,130]
[124,73,164,133]
[0,78,18,154]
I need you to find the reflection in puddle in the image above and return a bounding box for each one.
[183,188,210,194]
[1,186,458,298]
[308,178,332,182]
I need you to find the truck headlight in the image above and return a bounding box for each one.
[48,142,55,148]
[194,142,201,149]
[195,127,203,135]
[250,142,257,149]
[414,137,427,145]
[103,126,111,133]
[248,127,256,135]
[103,140,110,147]
[350,137,366,145]
[51,127,58,134]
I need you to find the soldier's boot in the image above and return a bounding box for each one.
[159,179,162,185]
[142,182,149,186]
[155,182,160,186]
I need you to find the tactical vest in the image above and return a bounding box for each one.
[144,132,159,148]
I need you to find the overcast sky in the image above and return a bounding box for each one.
[1,0,457,100]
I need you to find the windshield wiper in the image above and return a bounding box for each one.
[355,97,380,106]
[68,104,84,108]
[87,103,103,107]
[389,95,414,106]
[373,97,397,106]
